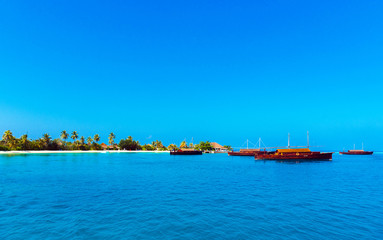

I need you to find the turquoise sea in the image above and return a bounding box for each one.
[1,152,382,239]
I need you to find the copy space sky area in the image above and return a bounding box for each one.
[1,0,382,150]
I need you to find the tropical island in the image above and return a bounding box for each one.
[0,130,232,152]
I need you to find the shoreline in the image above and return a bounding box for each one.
[0,150,170,154]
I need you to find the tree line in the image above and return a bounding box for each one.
[0,130,232,151]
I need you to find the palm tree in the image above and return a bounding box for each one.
[80,136,85,145]
[87,137,93,145]
[20,134,29,150]
[180,141,187,148]
[61,130,68,142]
[35,138,44,150]
[155,140,163,149]
[108,132,115,146]
[71,131,78,143]
[108,133,115,145]
[2,130,14,144]
[40,133,51,149]
[94,134,100,143]
[42,133,51,145]
[60,130,68,149]
[168,144,178,151]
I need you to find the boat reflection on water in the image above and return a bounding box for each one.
[275,159,331,164]
[255,158,333,164]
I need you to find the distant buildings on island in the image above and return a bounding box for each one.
[211,142,228,152]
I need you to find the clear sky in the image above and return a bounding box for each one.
[1,0,382,150]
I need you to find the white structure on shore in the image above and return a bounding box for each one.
[211,142,228,152]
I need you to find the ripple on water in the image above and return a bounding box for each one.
[0,153,383,239]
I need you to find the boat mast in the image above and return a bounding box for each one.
[247,139,249,149]
[259,137,261,149]
[288,133,290,149]
[354,144,355,150]
[307,131,309,148]
[362,142,364,150]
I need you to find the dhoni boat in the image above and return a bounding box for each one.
[339,143,373,155]
[228,139,264,156]
[254,132,333,161]
[170,148,203,155]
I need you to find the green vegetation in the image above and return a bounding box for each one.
[151,140,166,151]
[194,141,214,151]
[71,131,78,143]
[141,144,155,151]
[0,130,230,152]
[94,134,100,143]
[119,136,141,150]
[224,145,233,151]
[180,141,187,148]
[167,144,178,151]
[108,132,116,145]
[0,145,10,151]
[61,130,68,142]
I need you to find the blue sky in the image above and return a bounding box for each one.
[1,0,382,150]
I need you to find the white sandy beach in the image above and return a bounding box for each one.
[0,150,170,154]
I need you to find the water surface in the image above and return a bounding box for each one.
[1,152,382,239]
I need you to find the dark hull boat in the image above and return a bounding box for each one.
[228,149,260,156]
[228,152,255,156]
[255,149,333,161]
[340,143,373,155]
[254,132,333,161]
[170,149,203,155]
[228,139,266,156]
[339,150,373,155]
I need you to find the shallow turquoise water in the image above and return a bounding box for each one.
[1,152,383,239]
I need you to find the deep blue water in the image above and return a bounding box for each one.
[1,152,383,239]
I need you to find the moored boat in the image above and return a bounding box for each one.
[255,148,333,161]
[254,132,333,161]
[228,149,260,156]
[339,150,373,155]
[339,143,373,155]
[170,149,203,155]
[228,139,265,156]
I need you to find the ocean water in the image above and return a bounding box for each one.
[0,152,382,240]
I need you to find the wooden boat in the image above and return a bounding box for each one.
[228,139,264,156]
[170,149,203,155]
[255,148,333,161]
[339,150,373,155]
[228,149,260,156]
[254,132,333,161]
[339,143,373,155]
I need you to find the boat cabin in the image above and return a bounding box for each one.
[274,148,311,155]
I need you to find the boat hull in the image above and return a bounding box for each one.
[170,151,203,155]
[255,152,333,161]
[228,151,257,156]
[228,149,261,156]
